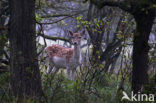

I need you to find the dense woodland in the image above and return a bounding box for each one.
[0,0,156,103]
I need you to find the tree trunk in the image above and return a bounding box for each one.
[132,10,155,92]
[9,0,42,97]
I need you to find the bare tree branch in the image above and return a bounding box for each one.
[41,9,87,18]
[37,10,87,24]
[41,14,73,18]
[36,16,70,25]
[38,33,70,43]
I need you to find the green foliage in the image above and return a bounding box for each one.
[40,66,132,103]
[75,16,107,35]
[144,74,156,95]
[0,34,8,52]
[35,0,47,8]
[61,20,68,26]
[0,66,132,103]
[35,14,43,22]
[0,72,11,102]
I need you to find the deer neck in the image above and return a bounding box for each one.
[73,45,81,62]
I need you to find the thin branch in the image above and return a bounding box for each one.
[37,21,47,46]
[38,33,70,43]
[37,10,87,24]
[41,9,87,18]
[41,14,74,18]
[36,16,70,25]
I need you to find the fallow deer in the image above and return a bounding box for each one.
[46,30,85,80]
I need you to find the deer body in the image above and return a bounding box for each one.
[46,44,81,69]
[46,30,85,79]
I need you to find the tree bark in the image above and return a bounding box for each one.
[9,0,43,97]
[132,9,155,92]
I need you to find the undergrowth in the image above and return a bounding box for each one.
[0,67,133,103]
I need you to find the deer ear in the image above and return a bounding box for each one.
[68,30,73,36]
[81,30,85,36]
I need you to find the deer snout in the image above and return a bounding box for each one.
[73,39,79,45]
[74,42,78,45]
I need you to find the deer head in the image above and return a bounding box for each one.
[68,30,85,45]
